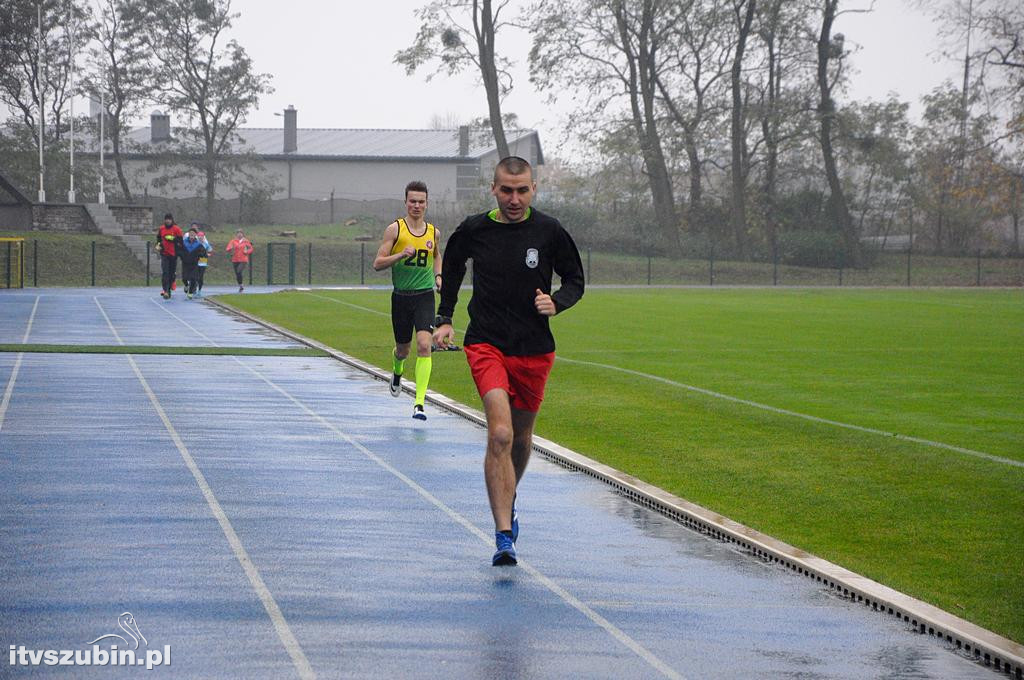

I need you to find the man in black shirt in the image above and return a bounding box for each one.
[434,156,585,566]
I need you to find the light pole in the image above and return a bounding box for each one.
[67,0,76,203]
[98,91,106,204]
[37,3,46,203]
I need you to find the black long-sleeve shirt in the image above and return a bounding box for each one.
[437,208,585,356]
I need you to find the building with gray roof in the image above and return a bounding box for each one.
[119,107,544,208]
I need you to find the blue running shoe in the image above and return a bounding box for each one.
[511,497,519,543]
[492,532,517,566]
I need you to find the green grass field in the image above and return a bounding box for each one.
[220,286,1024,644]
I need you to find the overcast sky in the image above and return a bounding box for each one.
[128,0,963,158]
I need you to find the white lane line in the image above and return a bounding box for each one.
[301,291,388,318]
[0,295,40,434]
[299,291,466,335]
[94,297,124,345]
[556,356,1023,469]
[234,357,685,680]
[97,299,315,679]
[149,297,221,346]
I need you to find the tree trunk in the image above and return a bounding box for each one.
[730,0,755,260]
[615,1,679,253]
[1011,176,1021,255]
[761,15,780,257]
[205,156,216,224]
[476,0,509,158]
[654,76,701,224]
[817,0,860,266]
[109,117,133,201]
[685,134,702,215]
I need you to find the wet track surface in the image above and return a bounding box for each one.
[0,287,998,678]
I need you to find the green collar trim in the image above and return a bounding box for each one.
[487,207,532,223]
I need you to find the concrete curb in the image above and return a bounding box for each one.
[207,296,1023,679]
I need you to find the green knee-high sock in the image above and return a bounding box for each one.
[392,352,406,376]
[414,356,432,406]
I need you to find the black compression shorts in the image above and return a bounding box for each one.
[391,289,434,343]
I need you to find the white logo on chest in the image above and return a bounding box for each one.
[525,248,539,268]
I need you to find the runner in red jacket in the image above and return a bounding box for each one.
[155,213,183,299]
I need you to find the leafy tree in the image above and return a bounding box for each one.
[396,0,515,158]
[913,86,1003,251]
[134,0,272,221]
[837,97,913,244]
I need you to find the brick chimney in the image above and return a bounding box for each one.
[150,111,170,142]
[283,105,297,153]
[458,125,469,156]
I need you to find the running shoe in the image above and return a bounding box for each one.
[238,285,244,293]
[511,496,519,543]
[194,291,202,298]
[412,404,426,420]
[160,291,169,300]
[186,292,193,300]
[389,373,402,397]
[492,532,517,566]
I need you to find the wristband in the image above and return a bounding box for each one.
[434,315,452,327]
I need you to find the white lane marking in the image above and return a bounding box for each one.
[234,357,685,680]
[149,297,221,345]
[298,291,465,335]
[556,356,1023,469]
[0,296,40,434]
[301,291,389,318]
[97,299,316,679]
[94,297,124,345]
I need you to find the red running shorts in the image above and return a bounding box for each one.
[464,343,555,413]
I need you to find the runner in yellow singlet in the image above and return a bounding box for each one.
[372,181,443,420]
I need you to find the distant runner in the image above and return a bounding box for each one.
[372,181,443,421]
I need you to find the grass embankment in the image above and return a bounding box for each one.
[3,223,1021,287]
[221,287,1024,644]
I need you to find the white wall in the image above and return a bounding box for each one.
[118,157,463,203]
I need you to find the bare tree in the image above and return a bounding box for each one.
[728,0,757,258]
[84,0,151,201]
[753,0,818,254]
[654,0,733,224]
[396,0,516,158]
[530,0,680,252]
[815,0,860,265]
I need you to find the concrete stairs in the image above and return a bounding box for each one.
[85,203,152,271]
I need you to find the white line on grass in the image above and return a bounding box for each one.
[556,356,1023,469]
[301,291,389,318]
[234,357,686,680]
[97,298,316,680]
[0,295,39,434]
[256,291,1021,469]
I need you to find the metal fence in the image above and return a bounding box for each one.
[5,238,1023,288]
